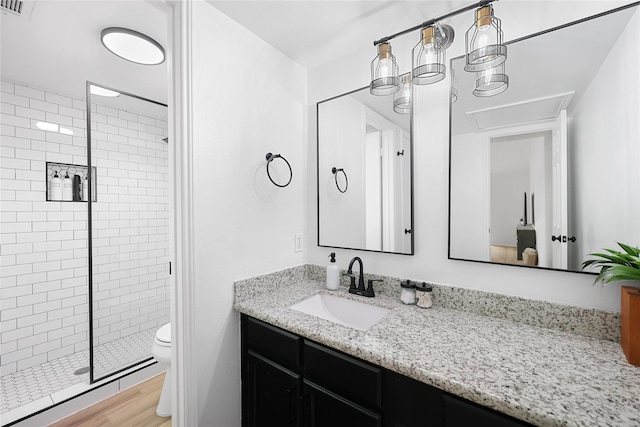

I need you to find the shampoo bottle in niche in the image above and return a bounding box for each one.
[62,172,73,201]
[82,177,89,202]
[50,171,62,201]
[326,252,340,290]
[73,174,82,201]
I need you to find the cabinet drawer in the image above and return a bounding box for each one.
[303,381,381,427]
[304,340,382,410]
[245,315,301,373]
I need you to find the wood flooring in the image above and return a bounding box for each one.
[490,245,522,265]
[49,373,171,427]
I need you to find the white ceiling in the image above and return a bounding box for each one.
[3,0,636,123]
[208,1,469,69]
[1,0,168,105]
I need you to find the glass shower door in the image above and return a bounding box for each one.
[86,83,170,381]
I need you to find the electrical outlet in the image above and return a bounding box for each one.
[295,233,303,252]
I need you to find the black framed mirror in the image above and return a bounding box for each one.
[318,86,414,255]
[449,3,640,273]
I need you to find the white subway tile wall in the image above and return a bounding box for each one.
[0,79,169,379]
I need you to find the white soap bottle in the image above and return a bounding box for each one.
[326,252,340,290]
[62,172,73,201]
[82,177,89,202]
[50,171,62,201]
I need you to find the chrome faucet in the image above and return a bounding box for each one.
[345,257,380,297]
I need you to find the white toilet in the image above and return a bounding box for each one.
[152,323,171,417]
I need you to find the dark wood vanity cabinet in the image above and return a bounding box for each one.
[245,351,301,427]
[241,314,532,427]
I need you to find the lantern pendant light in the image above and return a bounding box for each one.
[473,62,509,97]
[411,25,446,85]
[393,73,412,114]
[370,42,401,96]
[464,4,507,72]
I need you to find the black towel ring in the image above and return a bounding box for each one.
[331,167,348,193]
[265,153,292,188]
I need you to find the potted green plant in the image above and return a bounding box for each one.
[583,242,640,366]
[582,242,640,284]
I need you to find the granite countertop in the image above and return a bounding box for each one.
[233,274,640,427]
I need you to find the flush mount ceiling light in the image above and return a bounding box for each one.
[370,42,400,96]
[393,73,412,114]
[411,24,451,85]
[101,27,165,65]
[464,4,507,72]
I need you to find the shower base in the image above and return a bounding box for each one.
[1,328,158,422]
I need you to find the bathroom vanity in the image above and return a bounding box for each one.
[234,267,640,427]
[241,314,529,426]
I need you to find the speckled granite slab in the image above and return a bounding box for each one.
[299,264,619,342]
[233,266,640,427]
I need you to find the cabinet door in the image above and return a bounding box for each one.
[245,351,301,427]
[303,381,381,427]
[383,370,445,427]
[304,340,382,410]
[444,395,531,427]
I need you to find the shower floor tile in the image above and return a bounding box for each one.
[1,327,158,417]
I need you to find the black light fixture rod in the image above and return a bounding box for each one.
[373,0,495,46]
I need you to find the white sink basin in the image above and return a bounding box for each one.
[289,294,390,331]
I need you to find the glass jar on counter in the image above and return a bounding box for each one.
[400,280,416,305]
[415,282,433,308]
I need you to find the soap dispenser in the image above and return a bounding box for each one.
[50,171,62,201]
[82,177,89,202]
[326,252,340,290]
[62,172,73,201]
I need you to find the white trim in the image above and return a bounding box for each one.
[165,0,197,425]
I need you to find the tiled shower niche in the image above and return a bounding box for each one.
[46,162,97,202]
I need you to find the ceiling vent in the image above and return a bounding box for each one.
[1,0,34,17]
[466,92,575,131]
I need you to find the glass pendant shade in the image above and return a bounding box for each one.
[473,62,509,97]
[450,69,458,104]
[464,5,507,72]
[412,25,446,85]
[370,42,400,96]
[393,73,412,114]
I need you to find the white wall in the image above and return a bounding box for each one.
[190,2,306,426]
[449,131,490,261]
[307,1,635,312]
[318,96,365,248]
[568,7,640,269]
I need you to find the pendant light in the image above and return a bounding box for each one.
[369,1,509,104]
[473,62,509,97]
[411,25,446,85]
[393,73,412,114]
[370,42,400,96]
[464,4,507,72]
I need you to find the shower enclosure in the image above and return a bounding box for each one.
[0,80,170,424]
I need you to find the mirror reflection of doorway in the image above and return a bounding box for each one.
[489,130,553,266]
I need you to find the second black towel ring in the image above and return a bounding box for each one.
[266,153,293,188]
[331,167,348,193]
